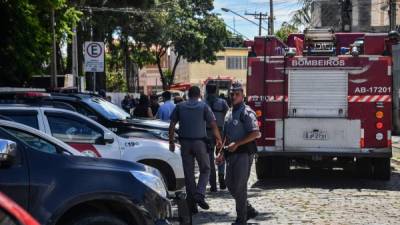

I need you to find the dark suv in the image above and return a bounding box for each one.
[0,119,171,225]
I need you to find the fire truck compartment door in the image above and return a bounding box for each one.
[288,70,348,117]
[284,118,361,150]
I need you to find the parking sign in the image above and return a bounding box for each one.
[84,42,104,72]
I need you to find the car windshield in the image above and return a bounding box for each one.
[84,97,131,120]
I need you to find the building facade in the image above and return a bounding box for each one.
[311,0,400,32]
[139,47,249,94]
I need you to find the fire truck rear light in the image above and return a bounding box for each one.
[360,128,365,148]
[257,120,262,127]
[376,133,384,141]
[376,122,384,129]
[256,110,262,117]
[376,111,384,119]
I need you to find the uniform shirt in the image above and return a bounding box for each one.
[223,102,259,143]
[170,98,216,139]
[156,100,175,121]
[206,96,229,128]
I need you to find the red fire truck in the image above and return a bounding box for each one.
[246,29,399,180]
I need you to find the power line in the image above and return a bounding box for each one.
[244,11,268,36]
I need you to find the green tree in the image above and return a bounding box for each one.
[291,0,312,27]
[275,22,299,42]
[138,0,229,90]
[0,0,81,86]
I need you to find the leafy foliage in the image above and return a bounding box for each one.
[275,22,299,42]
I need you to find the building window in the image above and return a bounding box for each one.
[226,56,247,70]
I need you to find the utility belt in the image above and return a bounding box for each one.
[224,141,257,157]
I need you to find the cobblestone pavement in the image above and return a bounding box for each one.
[191,159,400,225]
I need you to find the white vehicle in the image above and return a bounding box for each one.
[0,106,184,191]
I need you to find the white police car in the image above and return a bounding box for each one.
[0,106,184,191]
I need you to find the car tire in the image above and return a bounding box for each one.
[355,158,373,178]
[69,214,128,225]
[373,158,391,180]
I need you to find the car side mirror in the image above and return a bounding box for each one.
[0,139,17,166]
[103,132,114,144]
[95,133,114,145]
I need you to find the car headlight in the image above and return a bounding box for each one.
[130,171,167,198]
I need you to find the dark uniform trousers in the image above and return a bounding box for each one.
[225,152,255,221]
[180,139,211,199]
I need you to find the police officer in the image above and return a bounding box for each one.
[169,86,222,213]
[205,84,229,191]
[217,82,260,225]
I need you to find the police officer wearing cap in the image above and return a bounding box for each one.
[169,86,222,213]
[216,82,260,225]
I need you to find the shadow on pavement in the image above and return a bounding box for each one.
[250,168,400,191]
[193,211,274,224]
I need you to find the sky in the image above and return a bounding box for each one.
[213,0,302,39]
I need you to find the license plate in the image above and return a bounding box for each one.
[304,130,328,140]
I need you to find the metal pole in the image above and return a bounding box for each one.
[259,12,262,36]
[72,25,79,89]
[51,8,58,89]
[89,9,96,93]
[269,0,274,35]
[389,0,397,31]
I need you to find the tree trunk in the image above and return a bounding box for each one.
[171,54,181,85]
[156,56,168,90]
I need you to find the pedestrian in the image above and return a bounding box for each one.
[133,94,154,118]
[174,96,184,104]
[150,95,160,116]
[216,82,260,225]
[156,91,175,121]
[205,84,229,192]
[168,86,222,214]
[121,95,131,113]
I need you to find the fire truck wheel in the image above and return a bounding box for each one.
[372,158,391,180]
[355,158,373,178]
[256,156,289,179]
[255,156,269,180]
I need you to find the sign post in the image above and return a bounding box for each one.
[84,41,104,92]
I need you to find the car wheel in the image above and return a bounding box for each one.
[373,158,391,180]
[69,214,128,225]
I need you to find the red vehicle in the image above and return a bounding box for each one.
[0,192,39,225]
[246,29,399,180]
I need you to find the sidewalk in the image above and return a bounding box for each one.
[392,136,400,163]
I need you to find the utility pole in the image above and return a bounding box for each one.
[245,11,268,36]
[72,26,79,90]
[389,0,397,31]
[269,0,274,35]
[50,8,58,89]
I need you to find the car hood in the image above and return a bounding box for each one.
[69,155,160,176]
[127,118,170,130]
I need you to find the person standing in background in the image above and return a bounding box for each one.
[121,95,131,113]
[168,86,222,214]
[133,94,153,118]
[156,91,175,122]
[205,84,229,192]
[150,95,160,116]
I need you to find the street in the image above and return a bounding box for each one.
[192,156,400,225]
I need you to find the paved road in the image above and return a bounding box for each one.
[192,159,400,225]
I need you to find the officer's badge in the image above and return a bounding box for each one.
[233,119,238,126]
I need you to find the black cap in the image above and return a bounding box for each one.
[230,82,244,92]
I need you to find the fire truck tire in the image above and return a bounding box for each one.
[256,156,289,179]
[355,158,373,178]
[255,156,269,180]
[373,158,391,180]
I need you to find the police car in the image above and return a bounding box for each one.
[0,106,184,191]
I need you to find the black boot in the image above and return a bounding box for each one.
[218,173,226,190]
[247,203,259,220]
